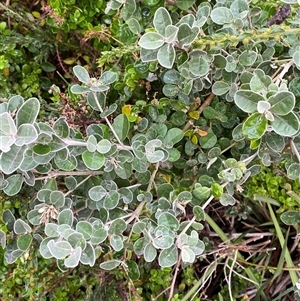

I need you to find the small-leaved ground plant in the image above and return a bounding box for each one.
[1,0,300,300]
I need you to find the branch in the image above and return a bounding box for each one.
[34,170,103,180]
[274,59,293,86]
[182,93,215,132]
[167,251,182,301]
[92,92,124,145]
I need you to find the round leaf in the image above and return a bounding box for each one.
[242,113,267,140]
[138,32,164,50]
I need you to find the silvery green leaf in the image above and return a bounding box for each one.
[64,246,82,268]
[87,135,97,152]
[140,47,159,62]
[104,190,120,209]
[4,248,24,264]
[110,234,123,251]
[53,117,70,138]
[287,163,300,180]
[182,247,195,263]
[15,124,38,146]
[16,97,40,127]
[120,0,136,20]
[82,150,105,170]
[45,223,59,237]
[293,50,300,69]
[65,176,77,190]
[146,150,165,163]
[50,190,65,208]
[108,218,127,235]
[0,230,6,248]
[80,242,96,266]
[153,7,172,35]
[268,91,295,116]
[17,234,32,251]
[234,90,265,113]
[58,209,74,226]
[126,18,142,34]
[100,260,122,270]
[73,65,90,84]
[158,246,178,267]
[138,32,164,50]
[89,185,107,202]
[165,25,178,44]
[220,193,236,206]
[144,243,157,262]
[133,237,147,256]
[230,0,249,19]
[177,24,198,48]
[67,232,86,249]
[211,7,234,25]
[70,84,90,94]
[47,240,72,259]
[99,71,118,86]
[257,101,271,114]
[27,209,42,225]
[157,44,176,69]
[14,219,32,234]
[158,212,179,231]
[8,95,24,112]
[271,112,299,137]
[3,174,23,196]
[91,225,107,244]
[76,221,92,240]
[96,139,111,154]
[152,235,173,249]
[2,209,15,231]
[0,112,17,152]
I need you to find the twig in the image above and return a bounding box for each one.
[34,170,103,180]
[92,92,124,145]
[39,268,74,300]
[226,250,238,301]
[126,162,160,225]
[56,47,73,80]
[274,60,293,86]
[290,139,300,164]
[182,93,215,132]
[123,162,160,260]
[64,174,92,197]
[5,0,11,29]
[167,252,182,301]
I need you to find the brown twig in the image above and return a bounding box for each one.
[167,251,183,301]
[182,92,215,132]
[56,47,73,80]
[39,268,74,300]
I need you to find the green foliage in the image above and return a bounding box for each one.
[246,166,300,210]
[2,0,300,300]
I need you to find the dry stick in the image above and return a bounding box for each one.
[226,250,238,301]
[64,174,92,197]
[290,139,300,164]
[274,59,294,86]
[56,47,73,80]
[167,252,183,301]
[182,92,215,132]
[34,170,103,180]
[5,0,11,29]
[38,268,74,300]
[91,91,124,145]
[123,162,160,261]
[126,162,160,225]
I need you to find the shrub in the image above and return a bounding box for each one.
[1,0,300,299]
